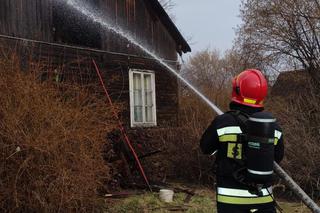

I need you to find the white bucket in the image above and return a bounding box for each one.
[159,189,174,202]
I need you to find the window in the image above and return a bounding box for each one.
[129,69,157,127]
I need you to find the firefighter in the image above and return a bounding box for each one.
[200,69,284,213]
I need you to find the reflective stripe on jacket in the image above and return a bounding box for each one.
[217,125,243,159]
[217,126,283,160]
[216,187,273,204]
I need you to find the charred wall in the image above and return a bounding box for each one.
[52,0,102,49]
[0,0,178,62]
[97,0,178,60]
[0,0,53,41]
[0,0,185,184]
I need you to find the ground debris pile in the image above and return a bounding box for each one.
[0,58,118,212]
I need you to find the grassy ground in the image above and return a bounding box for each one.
[104,188,215,213]
[104,186,312,213]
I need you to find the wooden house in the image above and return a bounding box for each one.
[0,0,191,130]
[0,0,192,180]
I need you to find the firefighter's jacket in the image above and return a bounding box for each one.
[200,102,284,207]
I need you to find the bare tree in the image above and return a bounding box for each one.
[158,0,176,21]
[159,0,175,11]
[236,0,320,83]
[183,50,227,92]
[180,48,241,111]
[235,0,320,195]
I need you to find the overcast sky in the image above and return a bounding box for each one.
[171,0,242,54]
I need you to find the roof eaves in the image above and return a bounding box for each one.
[143,0,191,54]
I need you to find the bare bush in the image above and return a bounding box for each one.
[142,126,216,184]
[0,56,118,212]
[267,80,320,198]
[150,49,235,184]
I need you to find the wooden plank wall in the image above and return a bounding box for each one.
[52,0,178,62]
[0,0,53,41]
[0,0,178,64]
[0,37,179,128]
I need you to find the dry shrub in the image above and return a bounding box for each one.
[0,57,118,212]
[152,87,231,184]
[267,83,320,198]
[158,127,215,183]
[180,87,230,136]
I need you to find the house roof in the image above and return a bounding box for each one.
[143,0,191,55]
[271,70,312,98]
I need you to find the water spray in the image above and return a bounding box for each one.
[56,0,223,116]
[56,0,320,211]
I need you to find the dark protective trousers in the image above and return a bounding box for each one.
[217,202,276,213]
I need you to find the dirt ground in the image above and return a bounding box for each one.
[104,186,313,213]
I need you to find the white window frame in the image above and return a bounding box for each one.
[129,69,157,127]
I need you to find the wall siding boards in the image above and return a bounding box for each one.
[0,36,179,127]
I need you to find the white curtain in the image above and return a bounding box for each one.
[144,74,153,122]
[133,73,143,122]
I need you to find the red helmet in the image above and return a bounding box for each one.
[231,69,268,108]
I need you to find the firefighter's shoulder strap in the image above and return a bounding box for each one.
[225,110,248,178]
[226,110,249,132]
[225,110,249,162]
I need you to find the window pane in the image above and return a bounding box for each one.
[145,91,153,106]
[134,90,142,106]
[133,73,142,90]
[145,106,153,122]
[144,74,152,90]
[134,106,143,122]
